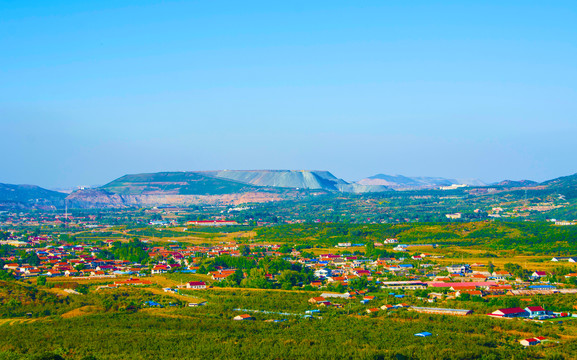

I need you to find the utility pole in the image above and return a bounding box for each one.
[64,199,68,230]
[524,189,528,207]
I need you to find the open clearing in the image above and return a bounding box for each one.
[61,305,104,318]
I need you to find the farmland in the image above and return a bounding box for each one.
[1,211,577,359]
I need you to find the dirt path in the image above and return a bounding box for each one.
[0,318,44,326]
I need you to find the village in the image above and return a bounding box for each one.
[2,224,577,349]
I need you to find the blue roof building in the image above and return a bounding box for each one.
[415,332,432,337]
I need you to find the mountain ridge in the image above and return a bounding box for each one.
[356,174,487,190]
[2,170,576,209]
[205,170,348,191]
[0,183,66,210]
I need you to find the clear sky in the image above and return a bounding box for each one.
[1,1,576,188]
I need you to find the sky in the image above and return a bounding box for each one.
[1,0,576,188]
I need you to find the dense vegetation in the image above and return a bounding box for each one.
[255,221,577,254]
[1,285,576,360]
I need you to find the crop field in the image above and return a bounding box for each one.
[429,247,575,271]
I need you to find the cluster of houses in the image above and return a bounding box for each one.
[2,229,576,303]
[306,255,576,298]
[305,292,575,328]
[0,240,287,280]
[308,290,443,313]
[0,234,55,248]
[307,291,475,316]
[2,244,144,279]
[0,212,117,228]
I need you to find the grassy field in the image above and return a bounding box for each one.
[429,247,577,271]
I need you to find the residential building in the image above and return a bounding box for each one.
[409,307,473,316]
[490,307,529,318]
[525,306,546,318]
[186,281,207,289]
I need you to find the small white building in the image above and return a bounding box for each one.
[186,281,207,290]
[320,292,352,299]
[314,268,332,278]
[336,242,351,248]
[519,337,545,346]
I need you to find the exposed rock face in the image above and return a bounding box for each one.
[205,170,347,190]
[67,171,347,208]
[67,170,392,208]
[66,188,289,208]
[206,170,390,193]
[66,189,127,208]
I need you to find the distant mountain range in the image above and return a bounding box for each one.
[1,170,575,209]
[65,170,389,208]
[492,179,539,187]
[0,183,66,210]
[356,174,487,190]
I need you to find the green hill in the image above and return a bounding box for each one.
[541,173,577,199]
[100,172,262,195]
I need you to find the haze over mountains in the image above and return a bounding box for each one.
[356,174,487,190]
[0,183,66,210]
[1,169,575,209]
[65,170,390,208]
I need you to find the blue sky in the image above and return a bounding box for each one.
[1,1,576,188]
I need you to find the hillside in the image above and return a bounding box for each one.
[64,170,392,208]
[0,183,66,209]
[65,172,291,208]
[493,179,539,187]
[540,173,577,199]
[67,172,322,208]
[101,172,260,195]
[66,187,292,208]
[49,170,577,209]
[357,174,429,188]
[336,183,391,193]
